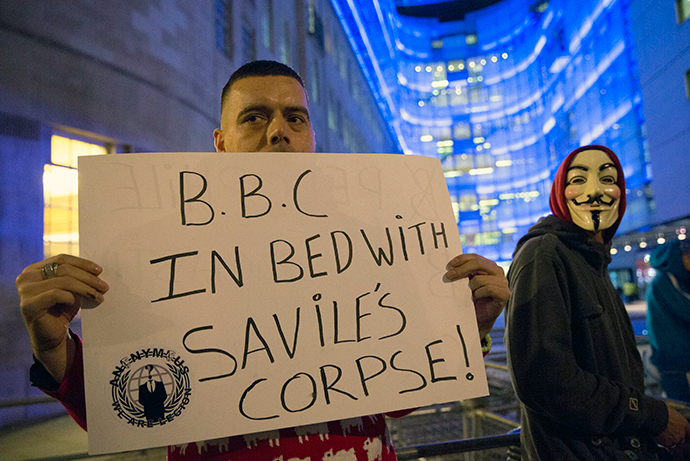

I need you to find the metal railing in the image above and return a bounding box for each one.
[3,433,521,461]
[0,396,58,409]
[396,432,520,460]
[2,395,520,461]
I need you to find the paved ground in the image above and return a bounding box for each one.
[0,414,166,460]
[0,415,86,460]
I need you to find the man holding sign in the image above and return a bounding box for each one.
[17,60,510,460]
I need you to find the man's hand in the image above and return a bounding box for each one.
[655,403,690,457]
[444,254,510,338]
[16,254,108,383]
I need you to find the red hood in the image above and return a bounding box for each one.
[549,144,626,243]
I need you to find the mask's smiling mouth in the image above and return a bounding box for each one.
[571,196,616,207]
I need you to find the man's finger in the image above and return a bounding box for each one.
[26,254,103,277]
[45,263,109,293]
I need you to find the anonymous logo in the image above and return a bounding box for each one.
[110,348,191,427]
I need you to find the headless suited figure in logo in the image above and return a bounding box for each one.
[138,365,167,423]
[505,145,690,460]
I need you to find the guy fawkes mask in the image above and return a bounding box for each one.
[565,149,621,232]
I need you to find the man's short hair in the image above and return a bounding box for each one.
[220,60,306,114]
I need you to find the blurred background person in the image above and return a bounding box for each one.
[646,239,690,403]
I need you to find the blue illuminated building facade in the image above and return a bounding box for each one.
[332,0,655,261]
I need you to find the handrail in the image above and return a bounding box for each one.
[0,396,59,409]
[668,398,690,413]
[395,433,521,459]
[484,361,508,371]
[473,408,521,428]
[16,453,92,461]
[12,436,522,461]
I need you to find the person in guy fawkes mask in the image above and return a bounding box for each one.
[505,145,690,460]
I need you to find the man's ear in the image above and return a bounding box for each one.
[213,129,225,152]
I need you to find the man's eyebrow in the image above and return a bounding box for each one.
[599,162,615,171]
[284,106,311,121]
[235,105,311,122]
[567,165,589,172]
[236,105,271,122]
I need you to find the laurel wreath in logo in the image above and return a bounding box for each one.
[111,351,191,427]
[112,368,145,419]
[164,362,190,414]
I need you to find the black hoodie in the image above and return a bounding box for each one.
[505,215,668,460]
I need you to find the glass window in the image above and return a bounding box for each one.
[215,0,233,59]
[469,86,486,104]
[310,60,320,103]
[241,23,256,63]
[324,20,332,55]
[262,0,273,50]
[677,0,690,23]
[281,22,292,66]
[340,49,348,83]
[453,121,471,139]
[458,192,477,211]
[44,135,107,258]
[328,91,336,132]
[336,101,343,138]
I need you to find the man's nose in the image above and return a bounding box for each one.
[267,117,290,145]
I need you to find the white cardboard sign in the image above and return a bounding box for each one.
[78,152,488,454]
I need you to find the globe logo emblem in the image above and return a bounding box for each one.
[110,348,191,428]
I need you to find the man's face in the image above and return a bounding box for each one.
[565,149,621,232]
[214,75,316,153]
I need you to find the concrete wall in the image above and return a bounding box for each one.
[630,0,690,223]
[0,1,224,153]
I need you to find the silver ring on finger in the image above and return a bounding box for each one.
[41,262,59,280]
